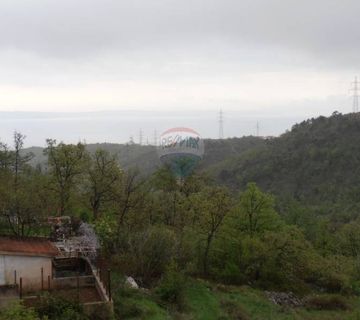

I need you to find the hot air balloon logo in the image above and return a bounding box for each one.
[157,127,204,178]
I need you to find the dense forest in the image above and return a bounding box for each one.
[2,112,360,319]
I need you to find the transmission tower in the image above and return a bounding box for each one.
[350,76,359,113]
[153,129,158,146]
[219,109,224,139]
[139,129,143,145]
[256,121,260,137]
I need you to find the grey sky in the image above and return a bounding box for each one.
[0,0,358,130]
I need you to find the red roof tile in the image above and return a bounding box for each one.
[0,236,59,257]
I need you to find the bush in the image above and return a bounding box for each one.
[217,261,246,285]
[156,262,187,307]
[304,294,350,311]
[79,210,92,223]
[351,280,360,296]
[0,302,39,320]
[311,255,351,293]
[34,293,88,320]
[113,226,177,285]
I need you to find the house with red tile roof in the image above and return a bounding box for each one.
[0,236,59,292]
[0,235,113,316]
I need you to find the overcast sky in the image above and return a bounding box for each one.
[0,0,358,116]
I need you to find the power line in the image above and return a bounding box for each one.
[219,109,224,139]
[350,76,359,113]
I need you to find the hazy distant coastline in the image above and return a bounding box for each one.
[0,110,316,147]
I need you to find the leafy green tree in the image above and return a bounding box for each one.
[191,186,233,275]
[44,139,87,215]
[112,169,145,231]
[0,132,40,236]
[0,141,13,170]
[95,212,118,253]
[86,149,122,219]
[236,183,282,237]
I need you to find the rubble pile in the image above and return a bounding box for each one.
[265,291,302,307]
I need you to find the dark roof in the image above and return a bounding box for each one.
[0,236,59,257]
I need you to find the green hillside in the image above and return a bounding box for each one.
[25,136,265,175]
[4,112,360,319]
[25,112,360,221]
[208,112,360,219]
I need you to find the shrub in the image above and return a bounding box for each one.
[217,261,246,285]
[79,210,92,223]
[114,226,177,285]
[34,293,88,320]
[351,280,360,296]
[304,294,350,311]
[156,262,187,307]
[0,302,39,320]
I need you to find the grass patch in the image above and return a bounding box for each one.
[119,295,169,320]
[184,280,225,320]
[111,275,360,320]
[113,286,170,320]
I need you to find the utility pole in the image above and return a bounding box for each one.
[256,121,260,137]
[350,76,359,113]
[219,109,224,139]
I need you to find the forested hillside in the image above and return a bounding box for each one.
[26,112,360,222]
[3,112,360,319]
[209,112,360,220]
[25,136,265,175]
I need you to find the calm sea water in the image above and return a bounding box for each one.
[0,110,303,147]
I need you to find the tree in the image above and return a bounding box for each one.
[44,139,86,216]
[0,132,38,237]
[0,141,12,170]
[113,168,145,228]
[191,186,232,275]
[236,182,282,237]
[86,149,122,219]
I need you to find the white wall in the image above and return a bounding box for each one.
[0,254,52,292]
[0,255,5,285]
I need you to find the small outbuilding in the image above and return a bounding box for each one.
[0,236,59,292]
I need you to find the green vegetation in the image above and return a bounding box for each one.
[0,296,89,320]
[2,112,360,319]
[110,278,360,320]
